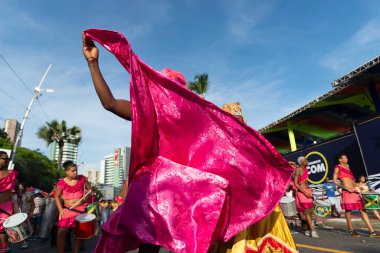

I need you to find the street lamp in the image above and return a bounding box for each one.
[8,64,54,170]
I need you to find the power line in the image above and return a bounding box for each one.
[37,100,50,121]
[0,54,33,95]
[0,86,26,108]
[0,54,51,122]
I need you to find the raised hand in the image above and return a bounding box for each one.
[58,209,65,220]
[82,32,99,62]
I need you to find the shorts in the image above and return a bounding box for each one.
[0,200,14,233]
[342,191,362,211]
[296,189,313,213]
[57,204,87,228]
[327,197,337,206]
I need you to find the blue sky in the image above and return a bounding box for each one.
[1,0,380,172]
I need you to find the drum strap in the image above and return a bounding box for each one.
[63,206,85,214]
[0,207,11,217]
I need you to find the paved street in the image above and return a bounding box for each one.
[291,221,380,253]
[7,215,380,253]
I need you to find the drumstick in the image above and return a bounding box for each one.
[69,190,92,210]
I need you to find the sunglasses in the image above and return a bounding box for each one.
[0,158,9,161]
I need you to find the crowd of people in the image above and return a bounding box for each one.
[0,151,123,253]
[284,154,380,239]
[0,29,379,253]
[1,150,379,252]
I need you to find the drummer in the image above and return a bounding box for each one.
[356,175,380,221]
[0,151,19,253]
[333,154,377,237]
[294,156,319,238]
[55,160,92,253]
[322,177,341,217]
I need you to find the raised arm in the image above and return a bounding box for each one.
[82,33,131,121]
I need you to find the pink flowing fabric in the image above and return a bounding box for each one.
[85,29,294,253]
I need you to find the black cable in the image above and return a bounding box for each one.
[0,54,33,95]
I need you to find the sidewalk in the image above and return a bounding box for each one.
[316,211,380,230]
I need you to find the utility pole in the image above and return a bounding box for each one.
[8,64,54,170]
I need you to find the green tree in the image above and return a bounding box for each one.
[187,73,209,98]
[36,120,81,171]
[0,128,8,140]
[0,132,12,149]
[14,147,61,191]
[1,129,61,189]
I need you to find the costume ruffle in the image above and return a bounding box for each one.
[57,175,85,193]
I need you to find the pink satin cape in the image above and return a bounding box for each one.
[85,29,294,253]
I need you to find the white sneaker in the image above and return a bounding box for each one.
[311,230,319,238]
[305,230,311,236]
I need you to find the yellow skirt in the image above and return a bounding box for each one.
[216,206,297,253]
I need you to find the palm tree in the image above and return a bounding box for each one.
[187,73,209,98]
[37,120,81,172]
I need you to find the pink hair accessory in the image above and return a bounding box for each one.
[161,68,187,86]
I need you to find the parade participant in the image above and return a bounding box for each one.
[0,151,18,253]
[333,154,377,237]
[98,199,110,226]
[215,104,297,253]
[294,157,318,238]
[356,175,380,221]
[31,190,45,239]
[83,32,184,253]
[19,182,34,249]
[83,29,293,253]
[322,177,340,217]
[54,161,92,253]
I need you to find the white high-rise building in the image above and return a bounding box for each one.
[99,160,105,185]
[102,147,131,188]
[103,154,114,186]
[49,141,79,165]
[85,169,101,185]
[4,119,21,146]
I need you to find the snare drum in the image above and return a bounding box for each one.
[279,196,297,217]
[362,193,380,210]
[314,200,331,217]
[74,213,97,239]
[3,213,33,243]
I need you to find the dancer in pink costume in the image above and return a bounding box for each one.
[83,29,294,253]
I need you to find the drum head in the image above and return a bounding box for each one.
[75,213,96,222]
[280,196,295,203]
[316,200,331,206]
[362,193,379,196]
[3,213,28,228]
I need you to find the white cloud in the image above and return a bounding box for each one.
[219,0,278,43]
[320,17,380,73]
[206,68,299,129]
